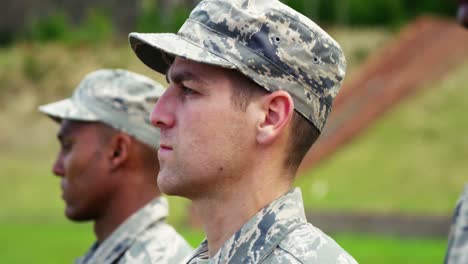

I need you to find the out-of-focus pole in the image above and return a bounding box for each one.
[458,0,468,28]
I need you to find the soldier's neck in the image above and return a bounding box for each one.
[193,172,291,257]
[93,183,158,242]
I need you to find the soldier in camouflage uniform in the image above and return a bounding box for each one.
[129,0,357,263]
[445,186,468,264]
[444,4,468,263]
[38,69,192,264]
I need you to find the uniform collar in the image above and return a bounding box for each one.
[76,197,169,264]
[188,188,306,264]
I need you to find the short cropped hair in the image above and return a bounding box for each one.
[227,70,320,173]
[96,121,159,176]
[284,111,320,173]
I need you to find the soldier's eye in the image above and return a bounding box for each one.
[181,86,195,95]
[61,141,73,151]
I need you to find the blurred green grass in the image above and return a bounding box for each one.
[0,28,463,263]
[335,233,446,263]
[0,223,446,264]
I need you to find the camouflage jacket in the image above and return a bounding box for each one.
[75,197,193,264]
[445,185,468,264]
[187,188,357,264]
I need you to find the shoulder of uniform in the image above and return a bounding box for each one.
[274,223,358,264]
[119,223,193,264]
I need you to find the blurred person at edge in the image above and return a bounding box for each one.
[458,0,468,28]
[128,0,357,263]
[38,69,192,264]
[444,2,468,263]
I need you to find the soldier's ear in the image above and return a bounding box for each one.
[256,90,294,145]
[107,133,131,170]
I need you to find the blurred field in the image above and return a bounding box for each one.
[0,27,464,263]
[0,224,446,264]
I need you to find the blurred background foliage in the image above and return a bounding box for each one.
[0,0,458,46]
[283,0,456,27]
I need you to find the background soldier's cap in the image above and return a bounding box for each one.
[38,69,164,148]
[129,0,346,132]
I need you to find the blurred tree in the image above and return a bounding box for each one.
[61,0,137,34]
[347,0,405,26]
[137,0,192,33]
[336,0,349,26]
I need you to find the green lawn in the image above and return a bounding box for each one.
[0,223,446,264]
[335,233,446,264]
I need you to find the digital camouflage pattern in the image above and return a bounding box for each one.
[445,185,468,264]
[38,69,164,149]
[129,0,346,132]
[75,197,193,264]
[187,188,357,264]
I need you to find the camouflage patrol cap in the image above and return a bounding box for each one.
[129,0,346,132]
[38,69,164,148]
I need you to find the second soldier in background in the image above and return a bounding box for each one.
[39,69,192,263]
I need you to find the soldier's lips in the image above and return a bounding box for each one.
[159,144,173,153]
[60,181,68,200]
[60,190,67,202]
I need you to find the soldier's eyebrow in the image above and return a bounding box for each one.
[56,121,75,142]
[165,68,170,84]
[167,66,206,87]
[57,132,63,142]
[57,130,68,143]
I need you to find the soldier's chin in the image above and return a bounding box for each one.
[65,207,93,222]
[157,181,183,196]
[157,177,198,198]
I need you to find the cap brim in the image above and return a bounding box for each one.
[129,32,236,75]
[38,98,99,122]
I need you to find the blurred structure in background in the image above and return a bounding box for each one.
[299,16,468,172]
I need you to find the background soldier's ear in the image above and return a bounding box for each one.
[256,90,294,145]
[108,133,132,170]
